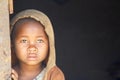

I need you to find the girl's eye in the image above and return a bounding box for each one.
[37,39,44,43]
[20,39,28,43]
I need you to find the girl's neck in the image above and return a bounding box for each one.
[17,63,43,77]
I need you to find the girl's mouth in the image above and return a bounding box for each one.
[27,54,37,60]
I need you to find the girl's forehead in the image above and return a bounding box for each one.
[14,22,48,38]
[16,22,45,33]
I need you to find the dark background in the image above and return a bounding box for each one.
[10,0,120,80]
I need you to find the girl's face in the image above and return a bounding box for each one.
[14,21,48,66]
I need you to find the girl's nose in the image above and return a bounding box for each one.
[27,44,38,53]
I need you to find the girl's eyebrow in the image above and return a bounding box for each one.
[18,36,45,38]
[17,34,46,38]
[18,36,28,38]
[36,36,44,38]
[36,36,48,39]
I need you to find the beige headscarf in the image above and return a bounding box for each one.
[10,9,56,79]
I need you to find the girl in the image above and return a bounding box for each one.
[11,9,65,80]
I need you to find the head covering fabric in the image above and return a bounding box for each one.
[10,9,57,80]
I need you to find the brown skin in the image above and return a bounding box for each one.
[11,21,49,80]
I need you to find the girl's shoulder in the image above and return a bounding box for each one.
[47,66,65,80]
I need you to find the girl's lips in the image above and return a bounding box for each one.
[27,54,37,60]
